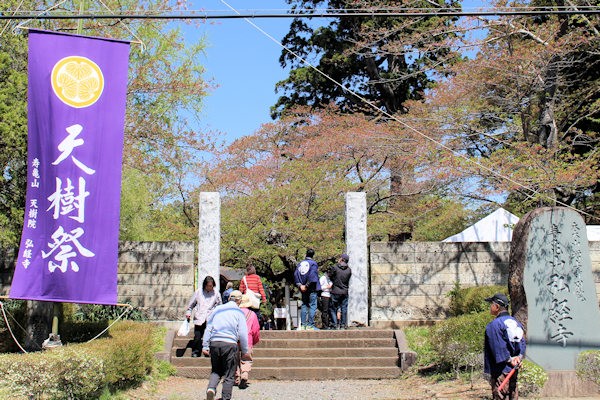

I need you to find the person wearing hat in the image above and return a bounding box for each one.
[484,293,526,400]
[328,253,352,330]
[235,294,261,388]
[202,290,252,400]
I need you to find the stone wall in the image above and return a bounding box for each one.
[369,241,600,327]
[118,241,194,320]
[1,241,195,321]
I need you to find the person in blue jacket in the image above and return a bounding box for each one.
[294,248,321,330]
[484,293,526,400]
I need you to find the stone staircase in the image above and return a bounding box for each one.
[169,329,412,380]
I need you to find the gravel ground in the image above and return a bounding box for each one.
[125,375,489,400]
[124,375,600,400]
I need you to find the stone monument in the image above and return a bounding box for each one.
[509,207,600,396]
[198,192,221,292]
[346,192,368,326]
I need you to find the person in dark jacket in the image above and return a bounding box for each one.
[329,253,352,329]
[484,293,526,400]
[294,248,321,330]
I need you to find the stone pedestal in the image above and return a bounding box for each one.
[198,192,221,292]
[539,371,600,397]
[345,192,368,326]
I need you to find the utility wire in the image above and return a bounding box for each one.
[219,1,599,221]
[1,7,600,19]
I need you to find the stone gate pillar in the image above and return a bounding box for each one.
[198,192,221,292]
[346,192,368,326]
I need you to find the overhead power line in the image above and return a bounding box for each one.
[1,7,600,20]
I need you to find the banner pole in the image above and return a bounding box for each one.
[77,0,85,34]
[52,302,60,335]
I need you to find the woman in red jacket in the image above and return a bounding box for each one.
[238,264,266,322]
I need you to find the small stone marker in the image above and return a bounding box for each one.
[509,207,600,371]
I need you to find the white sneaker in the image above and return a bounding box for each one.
[206,387,216,400]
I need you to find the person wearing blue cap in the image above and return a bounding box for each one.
[484,293,527,400]
[328,253,352,330]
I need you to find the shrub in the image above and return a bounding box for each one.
[404,326,440,368]
[0,347,105,400]
[447,284,508,316]
[72,303,148,322]
[60,321,110,343]
[0,320,159,399]
[576,350,600,386]
[519,359,548,398]
[430,311,493,374]
[86,321,155,388]
[155,359,177,379]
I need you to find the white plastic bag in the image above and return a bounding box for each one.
[177,319,190,337]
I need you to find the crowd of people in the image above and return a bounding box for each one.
[183,248,353,399]
[294,249,352,330]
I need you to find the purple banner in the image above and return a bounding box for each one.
[9,30,130,305]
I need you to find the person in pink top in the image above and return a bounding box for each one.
[236,294,261,388]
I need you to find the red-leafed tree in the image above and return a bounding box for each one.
[200,107,469,299]
[412,0,600,221]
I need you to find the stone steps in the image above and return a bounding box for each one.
[175,365,403,380]
[172,346,399,358]
[172,337,396,349]
[169,328,408,380]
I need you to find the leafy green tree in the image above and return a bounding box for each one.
[0,0,216,246]
[0,27,28,249]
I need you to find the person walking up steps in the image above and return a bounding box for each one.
[236,294,261,388]
[294,248,321,330]
[185,275,221,357]
[239,264,267,324]
[329,254,352,330]
[202,290,252,400]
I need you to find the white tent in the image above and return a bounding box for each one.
[442,208,520,242]
[443,208,600,242]
[587,226,600,241]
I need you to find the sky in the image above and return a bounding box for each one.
[188,0,487,145]
[189,0,293,143]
